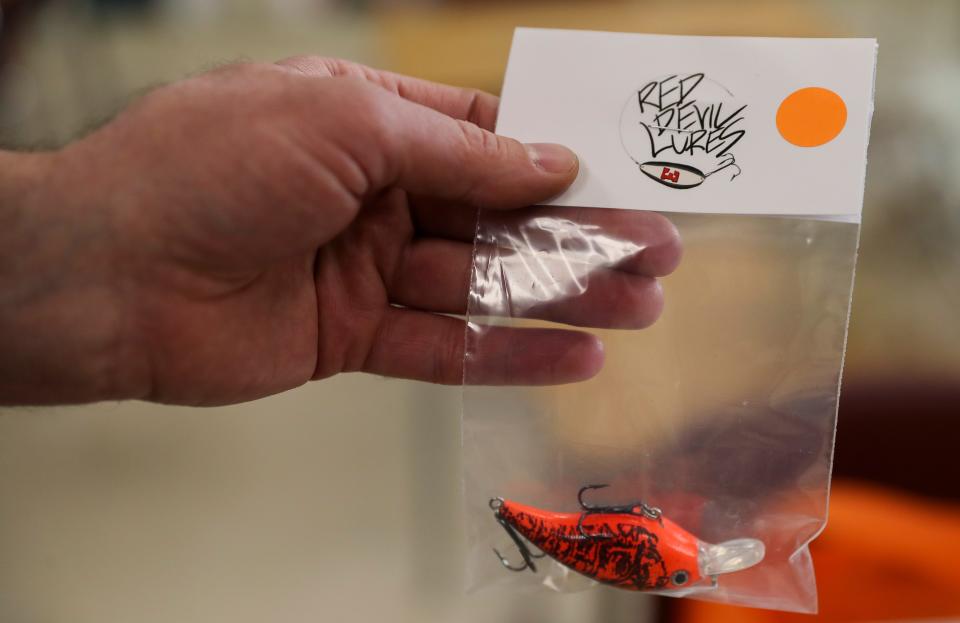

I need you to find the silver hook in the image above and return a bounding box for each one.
[576,484,663,537]
[489,498,546,573]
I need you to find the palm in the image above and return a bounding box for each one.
[312,189,451,382]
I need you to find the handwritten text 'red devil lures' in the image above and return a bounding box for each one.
[637,73,747,159]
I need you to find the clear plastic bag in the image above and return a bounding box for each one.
[462,208,860,612]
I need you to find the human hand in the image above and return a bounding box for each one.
[0,57,680,406]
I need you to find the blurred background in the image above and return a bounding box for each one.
[0,1,958,622]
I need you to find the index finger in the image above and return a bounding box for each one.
[275,55,500,130]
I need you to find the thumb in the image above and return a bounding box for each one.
[335,78,579,209]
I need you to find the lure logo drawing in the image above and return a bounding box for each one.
[620,73,746,190]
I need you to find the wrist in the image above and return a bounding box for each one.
[0,148,147,404]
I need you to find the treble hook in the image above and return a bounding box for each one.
[577,484,610,510]
[576,484,663,538]
[490,498,547,572]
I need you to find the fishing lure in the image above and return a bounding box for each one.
[490,485,765,592]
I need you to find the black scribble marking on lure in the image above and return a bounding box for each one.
[501,505,668,590]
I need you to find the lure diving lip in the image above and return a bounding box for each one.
[490,485,765,592]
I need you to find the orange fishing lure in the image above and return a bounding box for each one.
[491,485,764,592]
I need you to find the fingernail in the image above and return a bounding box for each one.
[526,143,578,174]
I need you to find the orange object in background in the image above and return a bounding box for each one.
[674,480,960,622]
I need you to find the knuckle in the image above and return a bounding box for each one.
[432,322,465,385]
[295,76,394,150]
[275,55,319,73]
[453,121,519,204]
[342,80,396,156]
[205,60,272,80]
[463,89,498,128]
[279,76,395,195]
[455,119,508,160]
[630,277,664,329]
[275,55,342,77]
[640,213,684,276]
[336,78,391,128]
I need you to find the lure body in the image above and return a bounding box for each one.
[491,485,764,592]
[497,498,699,590]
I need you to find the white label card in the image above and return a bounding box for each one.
[496,29,877,221]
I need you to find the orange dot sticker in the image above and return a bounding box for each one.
[776,87,847,147]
